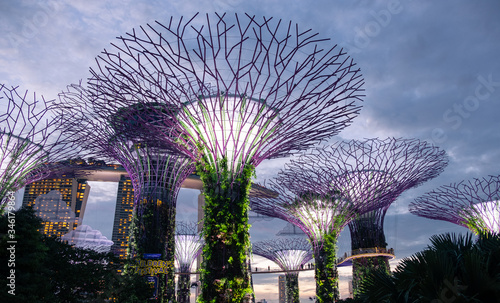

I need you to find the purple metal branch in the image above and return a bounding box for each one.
[57,83,195,208]
[88,13,365,176]
[175,221,203,273]
[252,238,313,272]
[251,138,448,248]
[409,175,500,234]
[0,84,83,207]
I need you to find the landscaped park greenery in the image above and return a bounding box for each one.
[0,206,151,303]
[356,232,500,302]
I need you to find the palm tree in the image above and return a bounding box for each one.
[357,232,500,302]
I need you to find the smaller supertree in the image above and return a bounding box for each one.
[409,175,500,235]
[253,238,312,303]
[175,222,204,303]
[0,84,82,210]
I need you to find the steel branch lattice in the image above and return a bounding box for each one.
[410,175,500,235]
[89,13,364,177]
[175,221,203,273]
[58,84,195,208]
[252,238,313,272]
[0,84,83,206]
[251,138,448,248]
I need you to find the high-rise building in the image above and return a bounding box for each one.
[22,177,90,237]
[110,175,135,259]
[278,275,286,303]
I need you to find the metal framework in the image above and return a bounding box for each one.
[253,238,312,303]
[409,175,500,235]
[57,84,195,302]
[251,138,448,301]
[87,13,364,301]
[0,84,82,209]
[175,221,203,303]
[323,138,448,297]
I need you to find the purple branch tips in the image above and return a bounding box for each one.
[410,175,500,235]
[0,84,83,207]
[90,13,364,176]
[251,137,448,244]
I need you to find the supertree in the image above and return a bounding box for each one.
[409,175,500,235]
[253,238,312,303]
[175,221,204,303]
[251,138,448,302]
[325,138,448,297]
[87,13,364,301]
[57,84,195,302]
[0,84,82,211]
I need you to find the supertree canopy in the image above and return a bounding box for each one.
[0,84,82,210]
[409,175,500,235]
[251,138,448,301]
[322,138,448,297]
[253,238,312,303]
[57,84,195,302]
[175,221,204,303]
[88,13,364,301]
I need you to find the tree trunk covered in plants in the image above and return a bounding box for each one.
[352,256,390,298]
[349,214,389,299]
[198,159,254,303]
[285,272,300,303]
[129,187,176,302]
[313,233,339,302]
[177,273,191,302]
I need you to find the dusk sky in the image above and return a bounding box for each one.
[2,1,500,301]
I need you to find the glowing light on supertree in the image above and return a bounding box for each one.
[253,238,312,303]
[324,138,448,297]
[89,13,364,301]
[410,175,500,235]
[0,84,82,210]
[175,221,203,303]
[57,84,195,302]
[251,138,448,301]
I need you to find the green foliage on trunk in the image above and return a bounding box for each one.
[285,273,300,303]
[314,233,339,302]
[128,191,176,302]
[352,256,390,298]
[197,157,254,303]
[0,206,151,302]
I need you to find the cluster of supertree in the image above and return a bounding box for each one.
[175,221,204,303]
[251,138,448,301]
[82,13,364,302]
[0,84,82,211]
[56,84,195,301]
[410,175,500,235]
[253,238,313,303]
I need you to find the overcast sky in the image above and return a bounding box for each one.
[2,0,500,301]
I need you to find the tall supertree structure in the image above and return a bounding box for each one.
[326,138,448,297]
[409,175,500,235]
[0,84,81,210]
[175,221,204,303]
[253,238,312,303]
[57,84,195,302]
[251,138,448,302]
[88,13,364,301]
